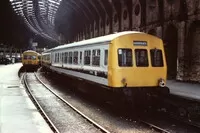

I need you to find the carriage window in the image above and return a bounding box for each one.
[104,50,108,66]
[92,49,100,66]
[64,52,68,63]
[80,51,82,64]
[69,52,73,64]
[57,53,59,62]
[47,55,50,61]
[60,53,62,62]
[55,53,57,63]
[150,49,163,67]
[84,50,91,65]
[62,53,64,63]
[73,51,78,65]
[56,53,59,63]
[54,54,56,62]
[57,53,59,63]
[135,49,148,67]
[118,49,132,67]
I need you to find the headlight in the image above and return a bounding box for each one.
[158,78,165,87]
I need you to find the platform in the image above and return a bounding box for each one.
[167,80,200,101]
[0,63,53,133]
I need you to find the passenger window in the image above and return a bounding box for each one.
[80,51,82,65]
[57,53,59,63]
[135,49,148,67]
[55,53,57,63]
[73,51,78,65]
[69,52,73,64]
[64,52,68,63]
[104,50,108,66]
[56,53,58,63]
[62,53,64,63]
[92,49,100,66]
[150,49,163,67]
[84,50,91,65]
[118,49,132,67]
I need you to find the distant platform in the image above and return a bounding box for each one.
[0,63,53,133]
[167,80,200,101]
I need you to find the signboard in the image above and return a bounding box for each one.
[133,41,147,46]
[32,42,38,47]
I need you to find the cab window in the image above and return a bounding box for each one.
[135,49,148,67]
[118,49,132,67]
[32,55,36,60]
[23,55,28,60]
[150,49,163,67]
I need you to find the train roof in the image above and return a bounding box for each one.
[51,31,144,51]
[42,48,53,54]
[23,50,38,54]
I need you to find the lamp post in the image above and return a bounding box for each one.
[0,43,3,58]
[0,44,6,58]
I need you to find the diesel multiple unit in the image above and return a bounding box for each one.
[22,50,41,68]
[41,31,169,101]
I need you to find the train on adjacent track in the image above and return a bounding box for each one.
[22,50,41,69]
[41,31,169,104]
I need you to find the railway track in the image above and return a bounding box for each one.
[22,73,60,133]
[22,70,200,133]
[160,95,200,130]
[34,71,172,133]
[34,72,110,133]
[139,120,170,133]
[22,72,110,133]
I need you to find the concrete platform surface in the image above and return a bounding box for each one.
[167,80,200,101]
[0,63,53,133]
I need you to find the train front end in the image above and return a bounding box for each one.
[22,51,40,69]
[108,33,169,95]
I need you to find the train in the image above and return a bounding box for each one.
[41,31,169,104]
[22,50,41,69]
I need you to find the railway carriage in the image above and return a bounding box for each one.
[42,31,169,102]
[41,50,51,69]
